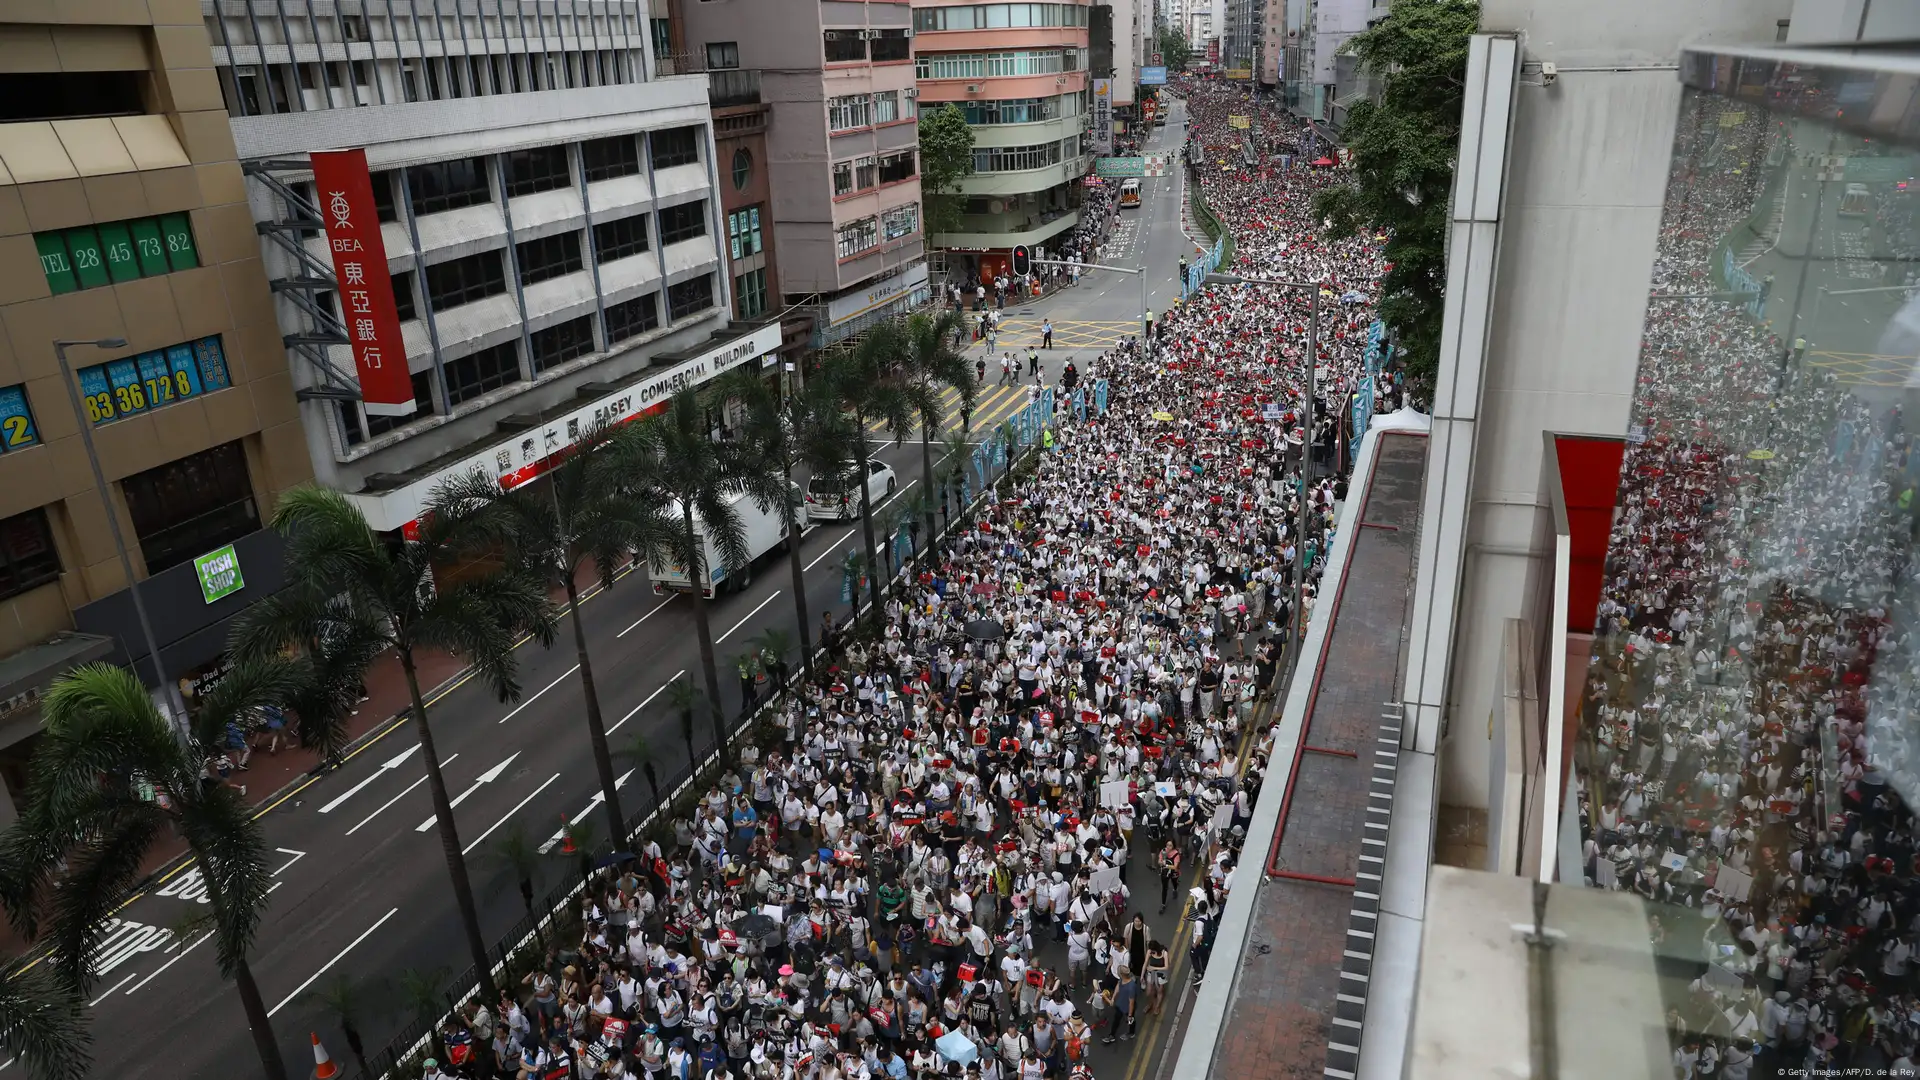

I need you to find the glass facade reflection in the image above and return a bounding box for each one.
[1582,48,1920,1077]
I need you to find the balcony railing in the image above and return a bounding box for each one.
[657,52,763,107]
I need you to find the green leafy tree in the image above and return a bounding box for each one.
[1157,27,1193,71]
[717,369,856,679]
[438,421,673,843]
[821,322,914,613]
[1309,0,1480,406]
[231,484,558,1005]
[0,952,90,1080]
[901,309,977,547]
[0,662,307,1080]
[918,104,978,236]
[631,390,758,764]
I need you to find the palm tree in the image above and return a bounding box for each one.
[618,733,663,811]
[630,390,756,764]
[0,662,304,1080]
[304,971,384,1077]
[821,321,915,614]
[479,823,544,919]
[230,484,557,1005]
[935,429,973,525]
[716,370,856,680]
[750,626,794,700]
[438,422,672,844]
[663,675,703,774]
[0,956,90,1080]
[900,309,977,547]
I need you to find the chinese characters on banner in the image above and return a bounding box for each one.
[310,149,415,416]
[1092,79,1114,155]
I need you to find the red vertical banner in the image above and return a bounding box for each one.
[310,149,414,416]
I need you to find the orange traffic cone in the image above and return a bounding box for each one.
[559,818,576,855]
[311,1033,339,1080]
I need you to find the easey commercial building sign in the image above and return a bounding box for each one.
[346,322,782,534]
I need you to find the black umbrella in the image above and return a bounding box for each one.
[964,618,1004,642]
[732,912,780,942]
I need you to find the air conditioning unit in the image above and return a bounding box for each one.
[859,29,881,40]
[902,27,914,37]
[965,84,982,93]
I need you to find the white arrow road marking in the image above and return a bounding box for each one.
[498,664,578,724]
[607,672,684,735]
[463,772,562,856]
[272,848,307,875]
[717,590,782,644]
[617,597,676,638]
[415,753,520,832]
[268,907,399,1017]
[317,745,421,813]
[345,753,458,836]
[538,770,634,854]
[125,930,213,995]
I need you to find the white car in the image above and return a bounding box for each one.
[805,460,896,520]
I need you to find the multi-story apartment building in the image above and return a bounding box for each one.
[1222,0,1259,70]
[1258,0,1283,87]
[202,1,780,536]
[913,0,1093,280]
[0,6,314,823]
[677,0,931,350]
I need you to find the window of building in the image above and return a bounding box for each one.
[0,508,61,601]
[827,94,872,133]
[0,72,144,122]
[732,148,753,191]
[734,268,768,319]
[408,157,491,216]
[878,152,916,184]
[657,201,708,245]
[971,138,1072,173]
[0,384,39,453]
[706,41,740,69]
[916,5,1090,31]
[874,91,900,124]
[531,315,598,373]
[121,441,258,575]
[870,29,911,63]
[823,29,866,63]
[882,203,920,241]
[956,96,1064,125]
[836,216,879,260]
[444,340,523,407]
[854,156,877,191]
[344,369,436,444]
[916,50,1076,80]
[606,292,661,344]
[903,88,917,120]
[390,270,419,321]
[650,126,701,170]
[593,215,651,264]
[583,135,642,182]
[372,171,400,223]
[425,250,507,310]
[667,275,716,321]
[76,337,232,425]
[727,206,763,260]
[35,214,198,294]
[504,145,572,198]
[515,232,584,284]
[832,160,855,197]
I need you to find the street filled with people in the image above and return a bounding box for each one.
[411,78,1406,1080]
[1579,94,1920,1077]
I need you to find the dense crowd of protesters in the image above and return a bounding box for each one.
[1577,92,1920,1078]
[413,76,1406,1080]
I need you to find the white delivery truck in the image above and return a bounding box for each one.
[650,483,804,598]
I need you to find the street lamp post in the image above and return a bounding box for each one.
[1203,273,1321,675]
[54,338,191,736]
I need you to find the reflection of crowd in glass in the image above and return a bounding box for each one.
[1579,93,1920,1078]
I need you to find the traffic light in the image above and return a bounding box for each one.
[1011,244,1032,277]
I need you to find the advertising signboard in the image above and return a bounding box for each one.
[310,149,414,416]
[1224,68,1252,80]
[1092,79,1114,154]
[194,544,245,604]
[1140,66,1167,85]
[1095,157,1146,178]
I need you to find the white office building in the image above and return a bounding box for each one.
[203,0,776,532]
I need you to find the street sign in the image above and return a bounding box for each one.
[1143,154,1169,177]
[193,543,245,604]
[1140,66,1168,85]
[1095,156,1147,178]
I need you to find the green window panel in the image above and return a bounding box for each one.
[35,233,75,294]
[97,221,140,284]
[159,213,198,271]
[128,217,170,277]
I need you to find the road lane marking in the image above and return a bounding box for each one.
[415,753,520,831]
[317,745,422,814]
[607,673,683,735]
[267,907,399,1017]
[498,664,579,723]
[87,972,138,1007]
[716,590,782,644]
[124,930,214,994]
[617,597,676,638]
[804,530,857,572]
[463,772,562,855]
[538,770,635,853]
[344,752,457,836]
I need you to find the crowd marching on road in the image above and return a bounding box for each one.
[403,77,1404,1080]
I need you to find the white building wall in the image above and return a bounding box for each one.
[1410,0,1795,811]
